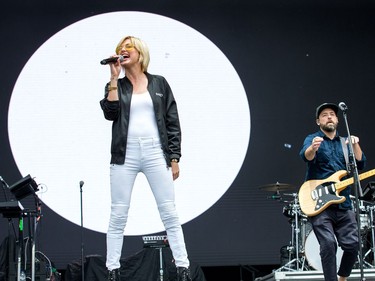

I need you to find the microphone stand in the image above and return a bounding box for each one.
[340,104,365,280]
[80,181,85,281]
[31,194,42,281]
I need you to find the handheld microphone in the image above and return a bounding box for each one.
[79,181,84,188]
[100,56,124,65]
[338,102,348,111]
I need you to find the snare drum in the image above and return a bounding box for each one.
[283,203,302,219]
[304,231,343,271]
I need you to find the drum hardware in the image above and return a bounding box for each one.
[359,204,375,268]
[282,193,305,219]
[351,199,375,269]
[275,193,310,272]
[267,190,282,202]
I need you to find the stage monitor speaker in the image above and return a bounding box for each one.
[9,175,38,200]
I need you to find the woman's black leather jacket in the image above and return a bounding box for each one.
[100,72,181,166]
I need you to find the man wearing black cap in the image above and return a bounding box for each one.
[299,103,366,281]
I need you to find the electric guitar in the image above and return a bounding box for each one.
[299,169,375,217]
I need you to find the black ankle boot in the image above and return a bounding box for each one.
[107,268,121,281]
[177,267,192,281]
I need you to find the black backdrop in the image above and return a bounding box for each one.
[1,0,375,273]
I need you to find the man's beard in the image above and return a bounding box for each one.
[321,122,337,132]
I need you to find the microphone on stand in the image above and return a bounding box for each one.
[338,101,366,279]
[79,180,85,281]
[338,102,348,111]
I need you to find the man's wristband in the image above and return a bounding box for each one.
[171,159,179,163]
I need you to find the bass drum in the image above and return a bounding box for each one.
[304,231,344,271]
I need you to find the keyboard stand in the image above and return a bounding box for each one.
[142,235,170,281]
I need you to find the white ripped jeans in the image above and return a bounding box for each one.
[106,137,189,270]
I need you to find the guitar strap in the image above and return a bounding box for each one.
[340,136,349,170]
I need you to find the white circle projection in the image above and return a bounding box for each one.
[8,12,250,235]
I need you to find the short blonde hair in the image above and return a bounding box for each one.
[115,36,150,72]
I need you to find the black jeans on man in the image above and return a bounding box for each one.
[309,206,359,281]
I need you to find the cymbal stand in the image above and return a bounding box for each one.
[276,194,308,272]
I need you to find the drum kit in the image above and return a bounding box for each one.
[260,182,375,272]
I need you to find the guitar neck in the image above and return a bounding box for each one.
[336,169,375,191]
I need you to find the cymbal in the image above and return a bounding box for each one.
[259,182,295,192]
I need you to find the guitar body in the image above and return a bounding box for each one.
[299,168,375,217]
[299,170,348,217]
